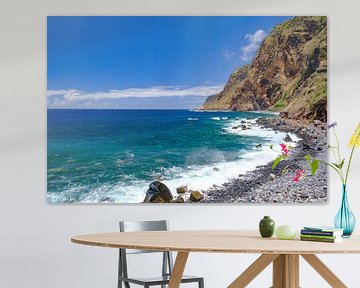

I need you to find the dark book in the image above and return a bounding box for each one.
[301,229,343,237]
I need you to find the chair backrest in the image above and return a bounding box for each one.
[119,220,169,254]
[118,220,173,282]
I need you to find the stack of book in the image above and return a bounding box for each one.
[300,226,344,243]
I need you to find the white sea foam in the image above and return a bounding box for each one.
[48,151,271,204]
[224,118,300,144]
[187,117,198,121]
[211,116,221,120]
[72,144,284,203]
[47,116,301,204]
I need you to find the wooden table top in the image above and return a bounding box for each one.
[71,230,360,254]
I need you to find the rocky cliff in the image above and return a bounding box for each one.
[202,16,327,121]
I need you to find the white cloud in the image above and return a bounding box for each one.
[222,29,267,63]
[223,49,237,59]
[47,84,225,108]
[47,89,81,97]
[241,29,267,61]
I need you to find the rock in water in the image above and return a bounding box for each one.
[99,196,114,203]
[151,197,165,203]
[143,182,160,203]
[172,196,185,203]
[283,134,293,142]
[154,182,173,202]
[143,181,173,203]
[176,186,188,194]
[190,191,204,202]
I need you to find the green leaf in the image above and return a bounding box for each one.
[311,159,319,176]
[270,144,274,149]
[272,156,283,170]
[304,154,312,165]
[282,166,289,175]
[332,162,343,169]
[332,163,340,169]
[339,159,345,169]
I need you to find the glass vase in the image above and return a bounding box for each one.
[334,185,356,237]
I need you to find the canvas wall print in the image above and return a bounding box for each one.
[47,16,327,203]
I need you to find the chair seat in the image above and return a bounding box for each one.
[119,274,203,285]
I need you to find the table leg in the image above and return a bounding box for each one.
[168,252,189,288]
[272,254,299,288]
[228,254,279,288]
[228,253,348,288]
[301,254,347,288]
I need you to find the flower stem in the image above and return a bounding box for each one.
[320,160,344,184]
[330,147,339,164]
[333,128,342,163]
[345,145,356,185]
[345,130,360,185]
[333,128,345,181]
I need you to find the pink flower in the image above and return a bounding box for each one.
[293,169,305,182]
[280,143,289,155]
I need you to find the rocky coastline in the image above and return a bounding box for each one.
[201,116,328,203]
[142,115,328,204]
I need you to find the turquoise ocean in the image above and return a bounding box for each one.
[47,109,289,203]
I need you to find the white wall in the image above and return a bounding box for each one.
[1,0,360,287]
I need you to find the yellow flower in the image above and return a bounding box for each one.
[349,122,360,148]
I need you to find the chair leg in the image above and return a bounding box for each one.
[118,249,123,288]
[199,278,204,288]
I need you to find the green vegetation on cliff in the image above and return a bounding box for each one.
[201,16,327,121]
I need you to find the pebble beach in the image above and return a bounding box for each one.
[202,116,328,204]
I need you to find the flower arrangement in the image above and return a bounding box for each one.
[271,122,360,184]
[324,122,360,185]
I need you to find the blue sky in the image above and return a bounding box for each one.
[47,16,292,109]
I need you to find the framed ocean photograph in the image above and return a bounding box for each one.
[47,16,327,204]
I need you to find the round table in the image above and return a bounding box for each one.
[72,230,360,288]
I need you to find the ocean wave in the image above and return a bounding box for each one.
[47,114,299,204]
[47,140,286,204]
[47,176,146,204]
[187,117,198,121]
[185,148,226,165]
[223,118,301,146]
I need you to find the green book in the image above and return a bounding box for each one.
[300,234,339,240]
[300,236,342,243]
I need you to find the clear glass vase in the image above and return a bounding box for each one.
[334,185,356,237]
